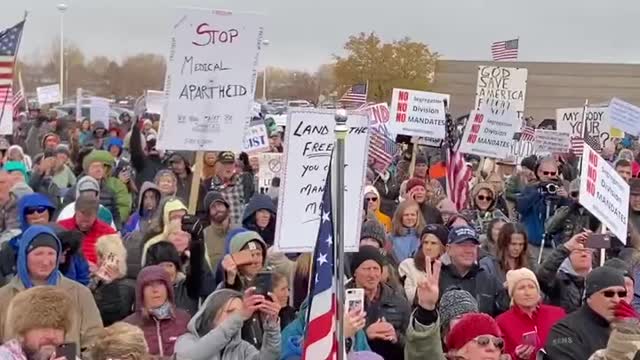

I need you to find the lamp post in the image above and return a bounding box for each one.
[262,39,270,101]
[334,109,348,360]
[57,3,67,104]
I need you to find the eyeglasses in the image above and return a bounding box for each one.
[602,290,627,298]
[25,206,48,215]
[365,197,378,202]
[476,195,493,201]
[472,336,504,350]
[542,171,557,176]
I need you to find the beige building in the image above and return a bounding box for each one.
[431,60,640,123]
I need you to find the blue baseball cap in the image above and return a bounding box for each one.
[448,226,479,245]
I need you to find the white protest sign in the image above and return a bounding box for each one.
[251,101,262,117]
[556,107,619,150]
[608,98,640,136]
[579,144,629,243]
[0,105,13,135]
[158,9,264,151]
[36,84,61,105]
[258,152,282,189]
[90,97,110,124]
[458,107,520,159]
[243,123,270,153]
[509,140,537,164]
[475,66,527,119]
[389,88,448,139]
[361,102,393,137]
[145,90,166,115]
[534,129,571,154]
[276,109,369,252]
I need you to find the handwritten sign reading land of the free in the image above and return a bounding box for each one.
[474,66,528,119]
[275,109,369,253]
[158,9,264,151]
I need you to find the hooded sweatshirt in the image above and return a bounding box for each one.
[242,194,277,247]
[6,145,32,170]
[461,182,508,235]
[364,185,392,232]
[174,289,280,360]
[141,198,188,266]
[123,181,161,235]
[56,176,116,229]
[16,225,61,288]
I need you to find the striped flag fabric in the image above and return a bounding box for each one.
[338,83,367,106]
[491,39,519,61]
[445,115,472,210]
[12,86,23,117]
[570,137,584,155]
[0,20,25,121]
[520,125,536,141]
[368,128,397,172]
[302,169,337,360]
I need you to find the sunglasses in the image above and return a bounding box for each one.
[542,171,557,176]
[602,290,627,298]
[365,197,378,202]
[25,206,48,215]
[476,195,493,201]
[472,335,504,350]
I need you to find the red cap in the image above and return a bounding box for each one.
[406,177,426,193]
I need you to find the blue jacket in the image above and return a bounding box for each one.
[17,193,55,231]
[516,185,569,247]
[242,194,277,246]
[17,225,62,288]
[390,228,420,263]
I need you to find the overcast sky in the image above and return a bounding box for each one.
[2,0,639,71]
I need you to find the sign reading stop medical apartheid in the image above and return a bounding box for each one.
[36,84,61,105]
[475,66,527,119]
[534,129,571,154]
[556,107,619,150]
[258,153,282,189]
[275,109,369,252]
[459,106,520,159]
[389,88,448,139]
[579,144,629,243]
[158,9,264,151]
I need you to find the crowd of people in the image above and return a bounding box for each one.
[0,107,639,360]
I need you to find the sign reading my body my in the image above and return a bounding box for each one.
[158,9,264,151]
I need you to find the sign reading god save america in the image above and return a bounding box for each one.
[389,88,448,139]
[578,144,629,243]
[474,66,527,119]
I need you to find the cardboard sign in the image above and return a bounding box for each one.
[534,129,571,154]
[608,98,640,136]
[90,97,110,124]
[145,90,166,115]
[361,102,393,137]
[459,106,520,159]
[36,84,61,105]
[258,152,282,189]
[275,109,369,252]
[556,107,617,150]
[389,88,448,139]
[243,123,270,153]
[474,66,527,119]
[158,9,264,151]
[579,144,629,243]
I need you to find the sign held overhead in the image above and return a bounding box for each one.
[389,88,448,140]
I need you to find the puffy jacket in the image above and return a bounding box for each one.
[242,194,277,247]
[390,229,420,263]
[58,217,117,265]
[123,181,160,235]
[536,246,587,314]
[92,278,136,326]
[140,197,188,266]
[404,308,445,360]
[517,184,570,247]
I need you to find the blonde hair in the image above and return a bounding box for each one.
[86,322,149,360]
[95,234,127,278]
[391,199,425,236]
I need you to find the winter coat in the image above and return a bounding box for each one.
[404,309,445,360]
[461,182,509,235]
[204,175,247,227]
[587,319,640,360]
[390,228,420,263]
[123,181,161,235]
[27,170,61,210]
[140,197,188,266]
[536,246,586,313]
[204,222,229,271]
[175,289,280,360]
[478,254,537,288]
[0,197,19,234]
[420,203,444,225]
[56,202,117,230]
[130,124,165,189]
[438,263,509,317]
[242,194,277,247]
[51,164,77,189]
[62,176,126,229]
[372,170,400,218]
[58,217,117,265]
[545,203,600,245]
[496,304,566,360]
[398,258,427,304]
[517,184,570,247]
[92,278,136,326]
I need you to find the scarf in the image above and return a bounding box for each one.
[149,301,173,320]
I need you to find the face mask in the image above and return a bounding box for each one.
[149,301,172,320]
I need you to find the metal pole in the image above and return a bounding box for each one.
[57,3,67,104]
[263,67,267,101]
[334,109,348,360]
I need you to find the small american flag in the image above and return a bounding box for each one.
[570,137,584,155]
[338,83,367,106]
[368,128,397,172]
[0,21,25,121]
[521,125,536,141]
[302,169,337,360]
[491,38,519,61]
[445,115,472,210]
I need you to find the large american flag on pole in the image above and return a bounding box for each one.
[338,83,367,107]
[446,115,472,210]
[0,21,25,122]
[302,169,337,360]
[368,128,397,172]
[491,38,519,61]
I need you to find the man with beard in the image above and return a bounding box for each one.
[0,286,73,360]
[202,191,230,270]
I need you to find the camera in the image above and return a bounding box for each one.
[539,182,559,195]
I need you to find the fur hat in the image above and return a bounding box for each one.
[7,286,73,336]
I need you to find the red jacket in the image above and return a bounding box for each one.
[495,304,566,360]
[58,217,116,264]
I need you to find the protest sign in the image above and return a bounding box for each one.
[579,144,629,243]
[556,106,617,150]
[534,129,571,154]
[158,9,264,151]
[608,98,640,136]
[275,109,368,252]
[389,89,448,139]
[243,123,270,153]
[458,106,520,159]
[474,66,527,119]
[0,106,12,135]
[36,84,61,105]
[361,102,393,137]
[509,140,538,164]
[145,90,166,115]
[90,97,110,124]
[258,152,282,189]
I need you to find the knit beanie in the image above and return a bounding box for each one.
[604,258,633,282]
[76,176,100,198]
[360,220,386,247]
[4,161,28,181]
[195,289,243,337]
[144,241,182,270]
[420,224,449,246]
[439,289,478,330]
[229,231,267,254]
[585,266,626,298]
[350,245,385,275]
[406,178,426,193]
[506,268,540,299]
[55,144,70,157]
[28,233,60,253]
[445,313,501,351]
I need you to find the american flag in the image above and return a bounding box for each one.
[572,135,601,155]
[521,125,536,141]
[338,83,367,106]
[302,170,337,360]
[491,39,519,61]
[0,21,25,121]
[445,115,472,210]
[368,128,397,172]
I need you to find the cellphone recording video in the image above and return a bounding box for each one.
[254,271,273,297]
[346,288,364,313]
[55,343,77,360]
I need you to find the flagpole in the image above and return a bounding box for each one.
[334,109,348,360]
[18,72,27,113]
